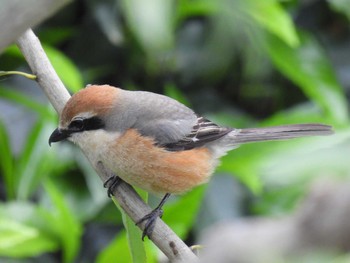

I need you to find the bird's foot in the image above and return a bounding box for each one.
[136,207,164,241]
[136,193,171,240]
[103,176,121,197]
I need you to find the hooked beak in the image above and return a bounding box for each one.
[49,128,69,146]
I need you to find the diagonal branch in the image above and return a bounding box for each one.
[16,28,198,263]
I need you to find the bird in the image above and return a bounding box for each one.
[49,84,333,240]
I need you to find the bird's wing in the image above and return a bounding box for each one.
[118,89,232,150]
[160,116,232,151]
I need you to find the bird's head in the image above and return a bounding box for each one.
[49,85,119,146]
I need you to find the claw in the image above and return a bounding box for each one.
[136,193,171,240]
[136,208,164,240]
[103,176,121,197]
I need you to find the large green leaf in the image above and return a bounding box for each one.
[114,191,147,263]
[97,230,157,263]
[246,0,299,47]
[267,32,348,125]
[43,44,83,93]
[122,213,147,263]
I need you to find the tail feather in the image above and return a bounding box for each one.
[231,124,333,144]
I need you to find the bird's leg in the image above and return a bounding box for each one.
[97,160,123,198]
[103,175,122,197]
[136,193,171,241]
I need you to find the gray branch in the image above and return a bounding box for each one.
[0,0,72,54]
[16,29,198,263]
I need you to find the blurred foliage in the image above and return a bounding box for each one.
[1,0,350,262]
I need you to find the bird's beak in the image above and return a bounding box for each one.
[49,128,69,146]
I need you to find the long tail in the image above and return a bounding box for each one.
[230,124,333,144]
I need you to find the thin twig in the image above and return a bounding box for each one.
[16,28,198,263]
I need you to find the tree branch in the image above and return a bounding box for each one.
[0,0,72,54]
[16,29,198,263]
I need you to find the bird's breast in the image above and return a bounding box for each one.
[104,129,216,194]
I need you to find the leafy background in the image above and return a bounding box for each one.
[1,0,350,262]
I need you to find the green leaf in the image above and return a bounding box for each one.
[97,231,157,263]
[121,209,147,263]
[0,87,54,120]
[3,45,22,58]
[0,202,60,257]
[219,145,264,194]
[16,121,56,200]
[246,0,299,47]
[43,180,82,263]
[163,187,205,238]
[112,190,147,263]
[177,0,218,21]
[43,44,83,92]
[267,32,349,125]
[39,27,75,46]
[0,121,15,199]
[328,0,350,20]
[96,232,133,263]
[0,219,58,257]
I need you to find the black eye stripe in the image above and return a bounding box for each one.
[69,118,84,131]
[68,116,105,133]
[83,116,105,131]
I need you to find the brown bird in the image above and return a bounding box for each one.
[49,84,333,239]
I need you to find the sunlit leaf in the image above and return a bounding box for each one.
[0,219,58,257]
[0,202,59,257]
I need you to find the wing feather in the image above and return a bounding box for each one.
[161,117,232,151]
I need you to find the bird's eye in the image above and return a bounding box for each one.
[69,118,85,131]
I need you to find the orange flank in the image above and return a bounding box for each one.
[110,129,214,194]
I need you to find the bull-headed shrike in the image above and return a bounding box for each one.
[49,85,333,239]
